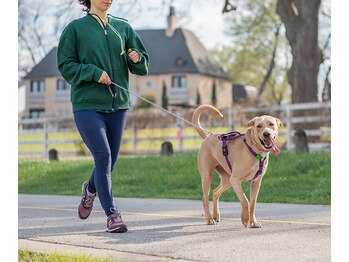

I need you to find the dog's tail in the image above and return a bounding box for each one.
[192,104,223,139]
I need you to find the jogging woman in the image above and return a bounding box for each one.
[57,0,149,232]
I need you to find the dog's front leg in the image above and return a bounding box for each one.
[249,178,262,228]
[230,177,250,227]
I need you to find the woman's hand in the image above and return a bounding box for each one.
[98,71,112,85]
[128,49,140,63]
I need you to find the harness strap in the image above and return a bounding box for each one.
[218,132,244,174]
[243,138,266,180]
[218,132,266,180]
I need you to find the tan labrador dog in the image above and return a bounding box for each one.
[192,104,283,228]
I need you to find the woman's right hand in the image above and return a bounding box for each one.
[98,71,112,85]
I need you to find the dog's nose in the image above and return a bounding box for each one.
[263,131,270,138]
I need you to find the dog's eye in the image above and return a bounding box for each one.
[257,125,262,128]
[269,123,274,126]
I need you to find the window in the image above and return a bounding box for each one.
[171,76,187,89]
[57,79,70,91]
[30,80,45,93]
[29,109,44,118]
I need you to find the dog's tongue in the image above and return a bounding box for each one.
[270,138,280,156]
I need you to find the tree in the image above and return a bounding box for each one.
[211,81,217,106]
[215,0,330,104]
[276,0,323,103]
[18,0,80,77]
[18,0,137,78]
[196,88,201,106]
[212,0,290,104]
[136,94,156,109]
[161,80,168,110]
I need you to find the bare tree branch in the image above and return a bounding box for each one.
[258,23,281,97]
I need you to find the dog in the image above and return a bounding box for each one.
[192,104,283,228]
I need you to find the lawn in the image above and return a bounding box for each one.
[18,249,130,262]
[18,151,330,205]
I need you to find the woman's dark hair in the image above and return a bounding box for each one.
[78,0,91,12]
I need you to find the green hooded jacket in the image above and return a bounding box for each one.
[57,14,149,112]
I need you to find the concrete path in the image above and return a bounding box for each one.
[18,194,330,261]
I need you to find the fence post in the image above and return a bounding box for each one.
[286,105,292,151]
[44,117,49,159]
[228,108,234,130]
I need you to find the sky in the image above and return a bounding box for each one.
[126,0,232,49]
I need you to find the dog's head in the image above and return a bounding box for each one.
[247,115,283,155]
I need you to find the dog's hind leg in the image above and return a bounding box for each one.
[212,165,231,223]
[201,171,215,225]
[198,150,217,225]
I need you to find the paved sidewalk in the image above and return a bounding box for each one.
[18,194,330,261]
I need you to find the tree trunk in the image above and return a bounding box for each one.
[276,0,323,103]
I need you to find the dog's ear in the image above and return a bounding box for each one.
[246,118,256,128]
[275,118,284,128]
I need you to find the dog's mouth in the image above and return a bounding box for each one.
[259,137,280,156]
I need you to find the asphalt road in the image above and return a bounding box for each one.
[18,194,330,262]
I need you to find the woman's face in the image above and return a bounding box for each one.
[90,0,113,12]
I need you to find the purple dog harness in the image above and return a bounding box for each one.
[217,131,267,180]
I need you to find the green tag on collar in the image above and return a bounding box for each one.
[256,153,263,160]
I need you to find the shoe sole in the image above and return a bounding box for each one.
[107,226,128,233]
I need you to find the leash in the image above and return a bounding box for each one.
[109,81,212,135]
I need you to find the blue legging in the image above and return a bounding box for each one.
[74,110,127,217]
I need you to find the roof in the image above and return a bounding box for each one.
[24,28,230,80]
[24,47,60,79]
[137,28,230,79]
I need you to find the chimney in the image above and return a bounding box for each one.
[166,6,178,37]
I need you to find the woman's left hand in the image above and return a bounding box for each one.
[128,49,140,63]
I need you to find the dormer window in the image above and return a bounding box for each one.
[175,57,186,67]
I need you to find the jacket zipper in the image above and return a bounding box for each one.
[89,13,116,111]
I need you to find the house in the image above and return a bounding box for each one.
[233,84,259,104]
[22,6,232,119]
[23,47,70,118]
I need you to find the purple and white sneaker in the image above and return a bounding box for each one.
[78,181,96,219]
[107,209,128,233]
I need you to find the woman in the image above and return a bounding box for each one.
[57,0,149,233]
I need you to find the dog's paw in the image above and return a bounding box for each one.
[249,221,262,228]
[207,219,218,225]
[242,221,249,228]
[241,210,250,227]
[213,216,220,223]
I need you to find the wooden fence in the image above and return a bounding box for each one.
[18,101,331,160]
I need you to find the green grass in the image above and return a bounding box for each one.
[18,151,330,205]
[18,249,132,262]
